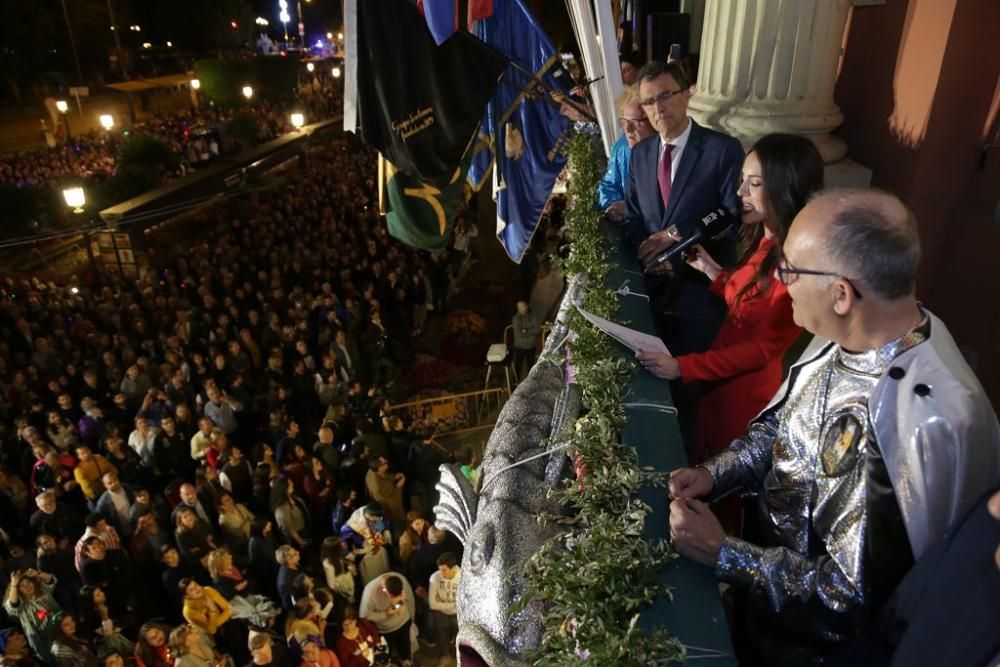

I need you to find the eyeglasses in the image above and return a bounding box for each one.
[618,117,649,131]
[776,255,864,299]
[639,88,687,108]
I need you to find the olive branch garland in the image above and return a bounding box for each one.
[513,134,685,665]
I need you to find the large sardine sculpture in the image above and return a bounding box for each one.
[435,275,587,667]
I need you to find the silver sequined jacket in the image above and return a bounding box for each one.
[702,311,1000,648]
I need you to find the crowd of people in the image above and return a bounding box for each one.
[1,83,342,195]
[0,129,473,667]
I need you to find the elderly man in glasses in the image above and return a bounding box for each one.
[667,188,1000,665]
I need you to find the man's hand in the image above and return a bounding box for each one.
[669,498,726,566]
[668,467,714,500]
[604,201,625,221]
[638,230,678,273]
[636,350,681,380]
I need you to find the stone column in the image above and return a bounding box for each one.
[689,0,877,163]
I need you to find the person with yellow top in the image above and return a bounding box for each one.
[179,578,232,636]
[72,445,116,506]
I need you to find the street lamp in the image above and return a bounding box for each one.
[63,187,85,213]
[255,17,269,26]
[242,85,254,100]
[331,66,341,78]
[290,112,304,130]
[55,100,72,140]
[190,79,201,90]
[326,32,333,40]
[279,0,290,44]
[306,62,314,73]
[99,114,114,130]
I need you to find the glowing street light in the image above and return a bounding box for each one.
[326,32,333,40]
[99,114,114,130]
[242,85,254,100]
[306,62,314,72]
[278,0,290,43]
[166,41,173,47]
[56,100,69,113]
[290,112,304,129]
[331,66,341,78]
[337,32,343,40]
[255,17,269,26]
[142,42,152,49]
[63,187,85,213]
[190,79,201,90]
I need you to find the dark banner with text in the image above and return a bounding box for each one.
[355,0,506,187]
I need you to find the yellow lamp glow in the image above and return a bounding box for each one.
[63,187,85,213]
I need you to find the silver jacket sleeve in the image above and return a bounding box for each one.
[714,536,863,615]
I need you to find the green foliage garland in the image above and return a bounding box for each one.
[516,134,685,665]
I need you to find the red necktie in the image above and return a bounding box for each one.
[658,143,674,210]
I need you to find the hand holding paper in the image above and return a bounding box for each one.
[636,349,681,380]
[575,306,669,355]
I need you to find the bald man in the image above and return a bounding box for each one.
[666,189,1000,664]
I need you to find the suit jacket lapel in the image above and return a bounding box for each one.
[662,121,703,228]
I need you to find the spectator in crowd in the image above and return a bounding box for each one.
[180,579,232,638]
[428,552,460,658]
[320,537,356,611]
[333,608,383,667]
[340,503,391,586]
[217,492,255,554]
[3,569,62,664]
[364,457,405,533]
[510,301,540,380]
[358,574,415,667]
[50,613,98,667]
[134,622,172,667]
[275,546,301,611]
[0,628,44,667]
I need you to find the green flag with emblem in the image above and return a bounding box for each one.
[379,152,473,252]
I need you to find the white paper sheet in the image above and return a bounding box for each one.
[576,306,670,355]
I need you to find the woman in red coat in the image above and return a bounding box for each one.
[638,134,824,463]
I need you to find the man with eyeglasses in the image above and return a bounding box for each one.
[622,60,744,448]
[666,188,1000,665]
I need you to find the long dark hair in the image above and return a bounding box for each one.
[733,133,824,308]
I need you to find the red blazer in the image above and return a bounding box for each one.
[677,237,801,461]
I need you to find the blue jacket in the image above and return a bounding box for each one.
[596,134,631,210]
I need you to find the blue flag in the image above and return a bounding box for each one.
[466,0,574,263]
[419,0,459,45]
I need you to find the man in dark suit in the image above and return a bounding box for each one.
[623,61,744,450]
[623,60,744,357]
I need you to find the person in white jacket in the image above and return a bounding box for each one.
[428,552,460,654]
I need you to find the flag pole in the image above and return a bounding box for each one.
[455,30,598,124]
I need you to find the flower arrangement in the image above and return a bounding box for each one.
[444,309,487,337]
[514,133,684,665]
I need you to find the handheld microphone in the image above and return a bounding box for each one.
[652,207,736,266]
